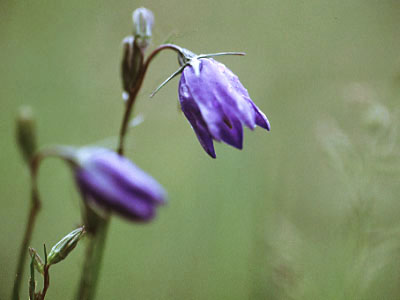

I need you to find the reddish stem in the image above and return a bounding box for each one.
[117,44,183,155]
[11,186,40,300]
[40,265,50,299]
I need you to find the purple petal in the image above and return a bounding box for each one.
[204,58,270,132]
[179,76,216,158]
[249,101,271,131]
[76,170,155,221]
[182,58,256,132]
[218,115,243,149]
[210,59,257,130]
[85,150,166,204]
[180,65,237,146]
[75,148,166,222]
[222,68,270,131]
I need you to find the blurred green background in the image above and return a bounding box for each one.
[2,0,400,299]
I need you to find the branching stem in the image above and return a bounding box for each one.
[117,43,183,155]
[12,146,76,300]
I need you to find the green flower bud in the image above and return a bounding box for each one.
[121,36,143,98]
[29,255,37,300]
[47,227,85,265]
[16,106,37,163]
[28,247,44,275]
[132,7,154,49]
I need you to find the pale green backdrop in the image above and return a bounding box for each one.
[1,1,400,299]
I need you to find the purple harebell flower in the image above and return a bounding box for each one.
[151,48,270,158]
[179,57,270,158]
[75,148,166,222]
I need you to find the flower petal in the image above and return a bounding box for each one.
[76,168,155,221]
[84,150,166,204]
[220,66,270,131]
[75,148,166,222]
[249,101,271,130]
[184,58,256,130]
[218,115,243,149]
[181,61,240,145]
[212,59,257,129]
[179,76,216,158]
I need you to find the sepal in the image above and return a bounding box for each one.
[28,247,44,275]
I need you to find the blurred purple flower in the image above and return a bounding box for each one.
[75,148,166,222]
[178,58,270,158]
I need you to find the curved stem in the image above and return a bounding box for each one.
[117,44,183,155]
[12,185,40,300]
[76,43,182,300]
[12,146,76,300]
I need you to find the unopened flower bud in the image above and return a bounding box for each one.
[16,106,37,163]
[47,227,85,265]
[121,36,143,96]
[28,247,44,275]
[132,7,154,49]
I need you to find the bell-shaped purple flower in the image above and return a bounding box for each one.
[178,58,270,158]
[74,148,166,222]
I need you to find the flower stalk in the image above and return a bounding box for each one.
[77,11,177,300]
[11,4,271,300]
[12,145,78,300]
[12,184,40,300]
[117,43,184,155]
[12,107,40,300]
[77,42,175,299]
[76,214,110,300]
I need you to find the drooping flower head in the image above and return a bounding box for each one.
[151,47,270,158]
[74,147,166,222]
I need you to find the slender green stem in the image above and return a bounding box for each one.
[29,255,36,300]
[12,186,40,300]
[76,215,110,300]
[77,42,180,300]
